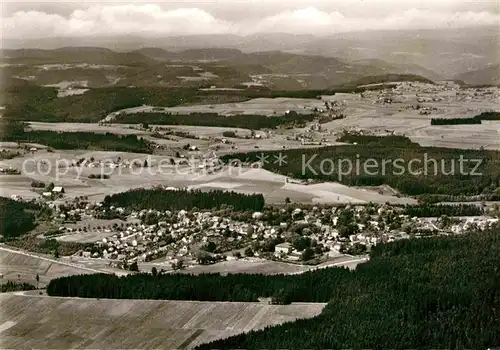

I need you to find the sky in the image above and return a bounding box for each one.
[1,0,499,39]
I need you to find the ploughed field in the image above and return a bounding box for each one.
[0,293,325,349]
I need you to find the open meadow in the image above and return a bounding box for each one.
[0,293,325,349]
[173,255,367,276]
[96,89,500,150]
[0,149,414,205]
[320,92,500,150]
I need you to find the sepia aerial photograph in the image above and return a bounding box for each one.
[0,0,499,348]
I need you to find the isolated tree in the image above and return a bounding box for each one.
[204,241,217,253]
[301,247,314,262]
[285,197,291,204]
[129,261,139,272]
[151,267,158,277]
[175,259,185,270]
[36,274,40,289]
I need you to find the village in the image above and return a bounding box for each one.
[34,193,499,272]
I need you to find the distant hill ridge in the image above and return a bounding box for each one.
[454,64,500,86]
[2,46,496,88]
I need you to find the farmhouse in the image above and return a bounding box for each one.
[275,242,292,255]
[52,186,65,194]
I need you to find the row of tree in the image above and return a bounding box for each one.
[103,188,265,212]
[1,281,36,293]
[337,133,419,147]
[430,111,500,125]
[431,117,482,125]
[403,203,483,217]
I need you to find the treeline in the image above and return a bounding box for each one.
[403,203,483,217]
[103,188,265,212]
[0,197,37,239]
[1,281,37,293]
[116,111,316,130]
[197,229,500,349]
[431,117,481,125]
[0,122,153,153]
[431,111,500,125]
[222,137,500,196]
[418,193,500,204]
[337,133,419,147]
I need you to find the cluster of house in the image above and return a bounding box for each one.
[41,186,64,199]
[0,166,21,175]
[358,81,499,106]
[76,209,294,263]
[49,199,499,269]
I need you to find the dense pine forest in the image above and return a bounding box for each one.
[47,228,500,348]
[0,197,38,239]
[102,188,265,212]
[2,86,203,122]
[0,121,153,153]
[115,111,316,129]
[47,267,350,302]
[222,136,500,197]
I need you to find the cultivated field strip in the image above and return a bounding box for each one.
[0,294,325,349]
[0,248,97,287]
